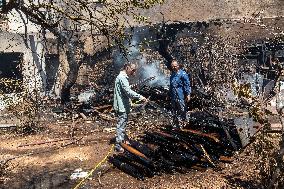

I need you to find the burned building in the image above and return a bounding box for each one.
[104,16,284,179]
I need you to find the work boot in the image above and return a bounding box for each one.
[123,140,130,145]
[115,143,125,153]
[114,146,125,154]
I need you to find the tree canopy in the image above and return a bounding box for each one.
[0,0,164,103]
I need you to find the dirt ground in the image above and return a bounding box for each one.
[0,115,280,189]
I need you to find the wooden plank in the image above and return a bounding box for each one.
[0,123,17,128]
[181,128,220,143]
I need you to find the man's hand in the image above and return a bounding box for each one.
[185,95,191,102]
[140,96,149,103]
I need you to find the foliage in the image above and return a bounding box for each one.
[2,0,164,52]
[0,77,39,133]
[6,91,39,133]
[0,78,22,94]
[0,0,165,103]
[252,132,283,188]
[0,160,8,184]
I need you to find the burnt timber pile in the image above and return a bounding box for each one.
[107,84,261,180]
[109,116,240,180]
[106,26,284,179]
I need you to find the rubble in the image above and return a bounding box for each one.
[108,108,250,180]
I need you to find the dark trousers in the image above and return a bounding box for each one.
[171,99,188,127]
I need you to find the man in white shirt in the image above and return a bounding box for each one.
[113,62,147,153]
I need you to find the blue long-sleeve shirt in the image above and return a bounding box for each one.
[170,69,191,102]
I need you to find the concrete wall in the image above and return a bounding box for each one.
[7,8,40,34]
[0,31,46,94]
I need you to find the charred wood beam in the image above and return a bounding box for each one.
[115,154,155,178]
[109,156,144,180]
[123,151,156,171]
[143,132,199,166]
[155,130,194,151]
[163,149,198,165]
[180,128,220,143]
[154,156,179,173]
[167,130,231,159]
[143,132,187,153]
[164,130,201,150]
[120,143,152,162]
[202,110,239,150]
[144,131,171,144]
[129,140,155,158]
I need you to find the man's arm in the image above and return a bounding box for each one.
[120,77,144,100]
[181,72,191,95]
[181,72,191,101]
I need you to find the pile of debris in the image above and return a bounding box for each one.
[49,68,279,180]
[108,109,258,180]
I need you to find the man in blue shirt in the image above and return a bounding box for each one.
[113,62,147,153]
[169,60,191,129]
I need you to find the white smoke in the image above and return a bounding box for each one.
[140,60,169,87]
[113,28,170,87]
[113,35,140,68]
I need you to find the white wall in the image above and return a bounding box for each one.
[7,9,41,34]
[0,32,46,94]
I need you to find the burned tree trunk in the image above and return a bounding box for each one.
[60,69,79,104]
[60,41,83,104]
[157,24,173,68]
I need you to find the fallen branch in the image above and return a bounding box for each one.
[18,137,71,147]
[93,109,116,122]
[0,123,17,129]
[94,105,113,111]
[198,144,216,167]
[1,137,83,165]
[79,113,88,120]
